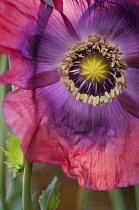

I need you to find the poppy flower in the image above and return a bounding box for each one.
[1,0,139,191]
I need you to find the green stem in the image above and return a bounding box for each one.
[11,85,16,91]
[78,188,91,210]
[22,161,33,210]
[134,185,139,210]
[108,188,126,210]
[0,55,8,210]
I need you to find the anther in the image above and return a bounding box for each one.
[59,35,128,106]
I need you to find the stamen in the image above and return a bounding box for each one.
[59,35,128,106]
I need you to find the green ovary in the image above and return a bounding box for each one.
[80,53,110,83]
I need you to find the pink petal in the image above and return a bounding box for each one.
[3,87,65,165]
[53,0,94,33]
[3,85,139,190]
[0,0,77,89]
[0,0,39,48]
[62,125,139,190]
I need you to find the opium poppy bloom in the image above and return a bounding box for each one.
[1,0,139,190]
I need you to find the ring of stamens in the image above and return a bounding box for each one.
[58,35,128,106]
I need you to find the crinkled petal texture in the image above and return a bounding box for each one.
[0,0,78,89]
[3,82,139,190]
[2,0,139,191]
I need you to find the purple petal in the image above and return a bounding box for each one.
[27,69,60,89]
[118,90,139,118]
[125,67,139,97]
[0,0,77,89]
[124,53,139,69]
[3,82,139,190]
[76,0,139,56]
[25,81,132,146]
[53,0,95,40]
[3,88,65,165]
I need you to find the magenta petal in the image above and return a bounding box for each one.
[62,122,139,190]
[0,0,77,89]
[53,0,95,34]
[3,88,65,164]
[25,122,67,165]
[0,50,31,88]
[60,100,139,190]
[0,49,60,89]
[2,0,139,191]
[27,70,60,89]
[3,84,139,190]
[0,0,39,48]
[53,0,63,12]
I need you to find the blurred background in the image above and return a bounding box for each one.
[32,163,136,210]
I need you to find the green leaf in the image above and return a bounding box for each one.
[2,133,24,178]
[39,176,60,210]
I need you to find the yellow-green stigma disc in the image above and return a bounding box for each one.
[80,53,110,83]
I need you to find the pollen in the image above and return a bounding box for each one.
[80,53,110,83]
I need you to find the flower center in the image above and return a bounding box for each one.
[80,53,110,83]
[58,35,128,106]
